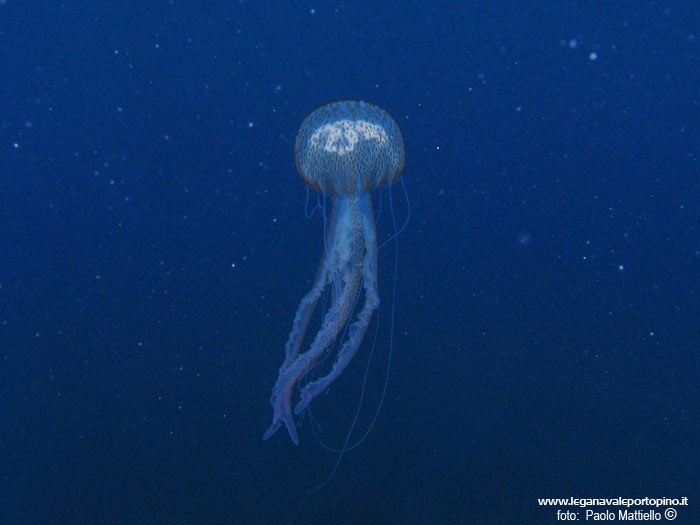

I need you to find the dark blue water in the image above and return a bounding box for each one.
[1,2,697,523]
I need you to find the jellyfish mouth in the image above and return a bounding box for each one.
[310,119,388,156]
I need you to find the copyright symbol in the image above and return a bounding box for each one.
[665,508,677,520]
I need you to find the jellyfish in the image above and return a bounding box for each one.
[263,100,405,445]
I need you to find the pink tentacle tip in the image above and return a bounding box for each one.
[263,413,299,445]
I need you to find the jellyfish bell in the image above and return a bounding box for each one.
[294,100,405,195]
[264,100,405,445]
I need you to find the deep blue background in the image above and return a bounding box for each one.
[1,1,698,523]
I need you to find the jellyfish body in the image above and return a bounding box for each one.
[263,100,405,444]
